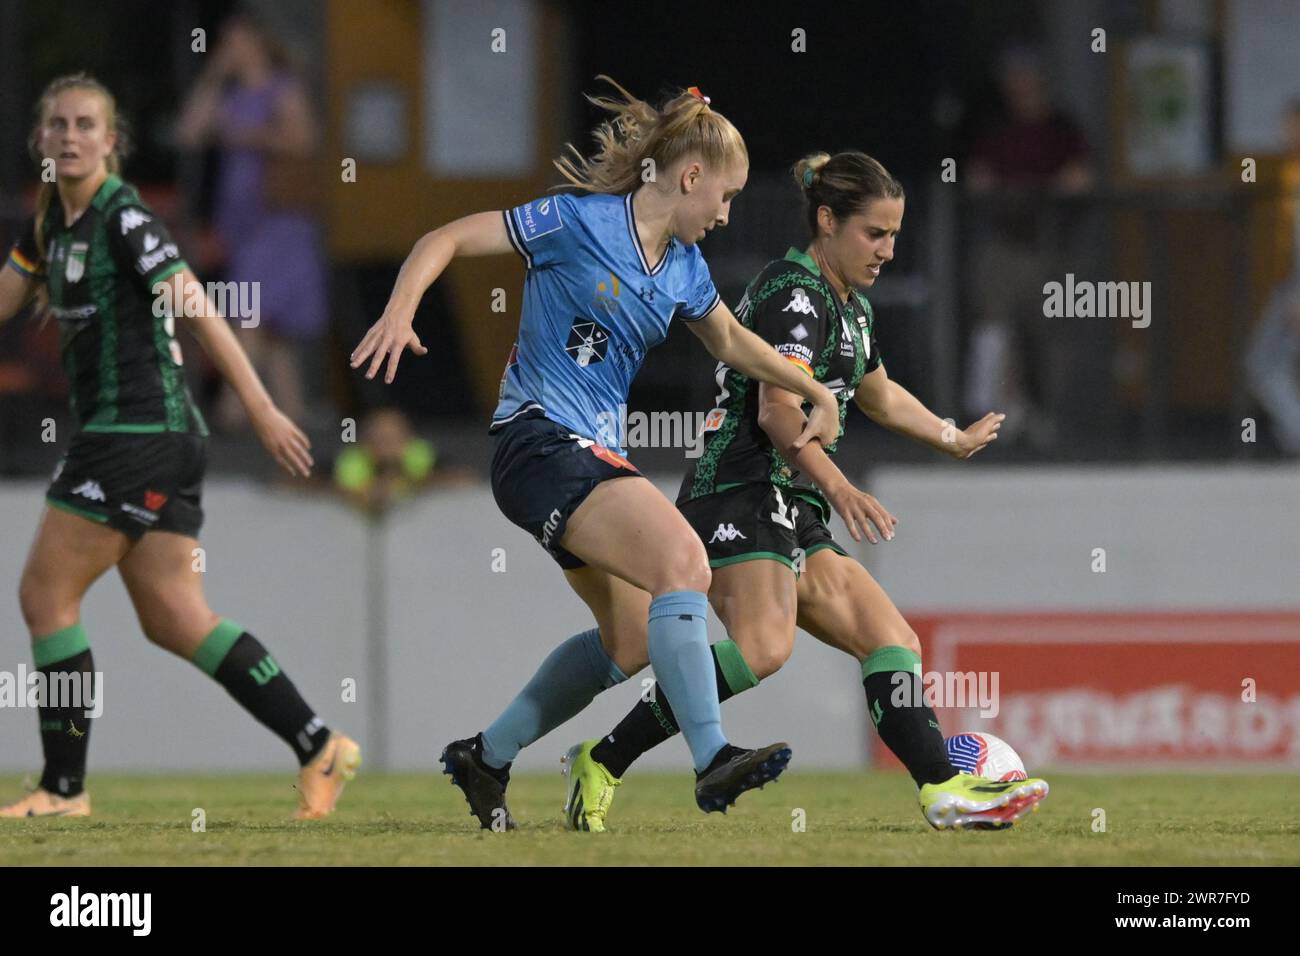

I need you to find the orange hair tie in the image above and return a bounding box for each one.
[686,86,711,105]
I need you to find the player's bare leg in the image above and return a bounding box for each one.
[571,557,797,829]
[118,531,359,820]
[565,477,792,814]
[1,508,127,818]
[795,549,1047,829]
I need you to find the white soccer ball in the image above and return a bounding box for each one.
[945,732,1028,781]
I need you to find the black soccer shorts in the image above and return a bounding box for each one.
[678,482,848,574]
[46,431,206,540]
[490,409,642,569]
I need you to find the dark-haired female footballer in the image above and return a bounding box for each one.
[562,151,1050,831]
[351,79,842,828]
[0,74,358,820]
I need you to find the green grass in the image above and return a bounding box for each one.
[2,772,1297,866]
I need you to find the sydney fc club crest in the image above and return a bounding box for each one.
[566,317,610,368]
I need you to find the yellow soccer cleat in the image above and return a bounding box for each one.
[293,733,361,820]
[919,773,1049,830]
[0,787,91,818]
[561,740,621,832]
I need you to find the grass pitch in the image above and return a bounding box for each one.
[2,771,1296,866]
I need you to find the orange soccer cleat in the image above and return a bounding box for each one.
[0,787,91,818]
[292,733,361,820]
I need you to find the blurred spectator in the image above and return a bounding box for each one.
[176,11,328,430]
[963,44,1093,445]
[333,408,441,514]
[0,270,66,475]
[1243,101,1300,455]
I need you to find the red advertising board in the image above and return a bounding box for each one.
[872,612,1300,769]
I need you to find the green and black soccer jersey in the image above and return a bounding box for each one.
[5,174,207,436]
[681,247,880,512]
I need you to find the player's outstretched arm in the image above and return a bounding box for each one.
[0,265,38,327]
[757,381,897,544]
[351,211,513,384]
[687,301,840,450]
[854,364,1002,459]
[164,268,314,478]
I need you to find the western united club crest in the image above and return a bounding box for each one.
[566,317,610,368]
[65,241,88,283]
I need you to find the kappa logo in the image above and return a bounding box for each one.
[119,209,151,234]
[709,523,748,543]
[566,317,610,368]
[783,287,818,319]
[71,480,105,502]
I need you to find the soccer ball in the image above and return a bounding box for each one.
[945,732,1028,781]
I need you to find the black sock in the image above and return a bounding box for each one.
[198,626,331,766]
[592,640,757,778]
[862,666,958,787]
[37,648,95,797]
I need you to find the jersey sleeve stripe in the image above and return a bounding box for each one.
[678,290,721,323]
[6,248,43,278]
[150,259,187,285]
[502,209,532,268]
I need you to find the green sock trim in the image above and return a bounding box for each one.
[191,619,245,677]
[33,623,91,668]
[713,639,760,694]
[861,644,922,681]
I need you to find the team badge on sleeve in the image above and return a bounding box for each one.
[516,197,564,241]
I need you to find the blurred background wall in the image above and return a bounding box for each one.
[2,468,1296,772]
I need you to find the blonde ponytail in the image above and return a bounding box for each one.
[554,76,747,194]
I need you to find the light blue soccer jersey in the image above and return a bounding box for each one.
[492,192,721,455]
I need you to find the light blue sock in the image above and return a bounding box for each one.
[647,590,726,772]
[481,628,627,768]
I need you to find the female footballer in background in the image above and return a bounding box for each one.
[562,151,1050,831]
[351,79,841,828]
[0,74,358,820]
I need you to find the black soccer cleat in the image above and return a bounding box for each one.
[439,734,518,831]
[694,742,792,814]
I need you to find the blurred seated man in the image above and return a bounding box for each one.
[964,44,1093,446]
[1244,101,1300,455]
